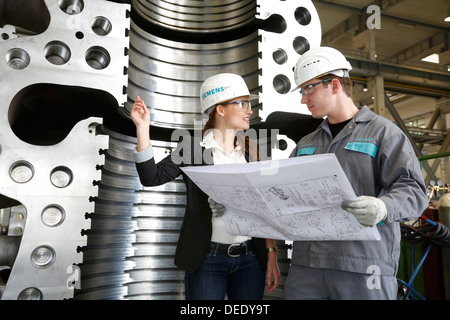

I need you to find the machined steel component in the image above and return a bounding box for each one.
[0,206,23,263]
[0,0,322,300]
[257,0,321,120]
[0,0,129,300]
[131,0,257,33]
[125,20,260,129]
[74,127,186,300]
[0,0,129,109]
[0,118,108,300]
[77,127,288,300]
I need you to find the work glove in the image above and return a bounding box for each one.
[208,197,225,217]
[341,196,387,227]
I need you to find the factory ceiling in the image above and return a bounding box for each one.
[313,0,449,95]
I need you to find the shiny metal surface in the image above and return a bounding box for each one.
[0,118,109,300]
[0,0,321,300]
[125,20,260,129]
[0,0,129,300]
[132,0,257,33]
[257,0,322,120]
[74,127,186,300]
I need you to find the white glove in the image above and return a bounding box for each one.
[342,196,387,227]
[208,197,225,217]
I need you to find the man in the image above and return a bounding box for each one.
[284,46,428,300]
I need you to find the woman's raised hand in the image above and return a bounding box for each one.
[130,96,150,128]
[131,96,151,151]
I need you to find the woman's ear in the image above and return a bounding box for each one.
[216,104,225,117]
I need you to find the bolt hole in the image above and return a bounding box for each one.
[91,16,112,36]
[58,0,84,15]
[6,48,30,70]
[273,74,291,94]
[85,46,110,70]
[273,48,288,65]
[44,41,71,65]
[294,7,311,26]
[293,36,310,55]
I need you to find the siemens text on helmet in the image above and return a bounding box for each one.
[201,86,231,100]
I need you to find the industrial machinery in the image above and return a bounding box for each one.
[0,0,322,299]
[398,180,450,300]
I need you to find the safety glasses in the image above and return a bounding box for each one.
[299,79,332,96]
[222,100,252,112]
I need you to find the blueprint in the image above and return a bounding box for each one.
[181,154,381,241]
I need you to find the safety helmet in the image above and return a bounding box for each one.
[293,46,352,90]
[200,73,259,114]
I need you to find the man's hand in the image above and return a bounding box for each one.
[342,196,387,227]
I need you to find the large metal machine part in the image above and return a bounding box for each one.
[75,127,291,300]
[131,0,257,34]
[0,0,321,300]
[0,0,129,299]
[257,0,321,120]
[74,128,185,300]
[127,0,260,129]
[0,118,108,300]
[125,21,260,129]
[126,0,321,130]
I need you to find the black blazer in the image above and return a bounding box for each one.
[135,131,268,274]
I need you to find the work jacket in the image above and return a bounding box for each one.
[134,131,268,274]
[290,106,429,276]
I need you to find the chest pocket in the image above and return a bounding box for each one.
[296,147,316,156]
[344,141,378,158]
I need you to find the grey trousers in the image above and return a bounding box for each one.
[284,264,398,300]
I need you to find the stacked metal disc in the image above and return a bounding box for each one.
[126,1,261,129]
[131,0,257,33]
[75,127,186,299]
[74,0,302,300]
[1,0,320,300]
[75,126,291,300]
[74,0,261,300]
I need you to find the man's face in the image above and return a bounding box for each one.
[299,79,332,119]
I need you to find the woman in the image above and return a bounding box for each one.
[131,73,280,300]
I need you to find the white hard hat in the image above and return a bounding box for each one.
[293,46,352,90]
[200,73,259,114]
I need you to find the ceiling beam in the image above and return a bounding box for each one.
[313,0,449,32]
[322,14,361,45]
[386,32,449,64]
[319,0,433,48]
[348,57,450,97]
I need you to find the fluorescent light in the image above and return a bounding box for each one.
[421,53,440,64]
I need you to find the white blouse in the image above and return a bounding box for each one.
[201,131,251,244]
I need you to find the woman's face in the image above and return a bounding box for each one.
[219,95,253,130]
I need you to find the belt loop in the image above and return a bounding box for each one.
[213,242,218,256]
[243,240,249,254]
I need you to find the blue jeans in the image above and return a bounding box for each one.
[184,243,266,300]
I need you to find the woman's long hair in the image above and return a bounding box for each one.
[202,106,259,162]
